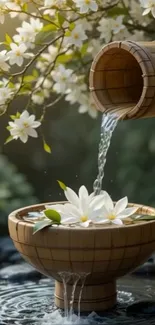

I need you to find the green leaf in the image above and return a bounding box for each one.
[57,53,73,64]
[41,24,57,32]
[22,3,28,12]
[107,7,128,17]
[33,220,51,234]
[135,215,155,221]
[23,75,37,83]
[44,209,61,223]
[57,180,67,190]
[5,136,13,144]
[57,13,65,27]
[5,33,12,45]
[80,42,89,57]
[32,69,39,78]
[43,140,52,154]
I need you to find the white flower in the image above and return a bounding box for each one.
[14,18,43,49]
[140,0,155,18]
[0,86,12,105]
[97,17,112,42]
[9,110,41,143]
[0,50,9,71]
[111,16,125,34]
[7,43,31,67]
[44,0,65,7]
[46,185,105,227]
[78,94,98,119]
[73,0,98,14]
[0,0,6,24]
[87,39,102,57]
[51,64,75,93]
[65,25,87,47]
[92,192,138,226]
[76,18,93,31]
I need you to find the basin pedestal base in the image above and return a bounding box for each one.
[55,280,116,312]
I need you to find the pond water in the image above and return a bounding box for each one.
[1,271,155,325]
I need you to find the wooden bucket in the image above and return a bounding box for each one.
[89,41,155,119]
[8,202,155,312]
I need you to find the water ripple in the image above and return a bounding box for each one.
[0,277,155,325]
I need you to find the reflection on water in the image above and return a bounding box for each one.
[0,276,155,325]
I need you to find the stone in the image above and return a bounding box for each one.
[127,301,155,316]
[0,236,22,265]
[0,263,43,282]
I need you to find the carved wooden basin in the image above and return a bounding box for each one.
[8,202,155,312]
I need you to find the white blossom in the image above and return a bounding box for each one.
[0,50,10,71]
[44,0,65,7]
[97,17,112,42]
[92,193,138,226]
[73,0,98,14]
[7,43,32,66]
[0,86,12,105]
[78,94,98,119]
[65,25,87,47]
[140,0,155,18]
[14,18,43,49]
[51,65,75,93]
[0,0,6,24]
[45,185,105,228]
[9,110,41,143]
[111,16,125,34]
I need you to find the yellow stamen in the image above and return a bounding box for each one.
[74,33,79,39]
[15,51,21,57]
[23,122,29,127]
[80,215,88,222]
[108,215,116,220]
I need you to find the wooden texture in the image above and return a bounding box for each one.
[89,41,155,119]
[8,202,155,312]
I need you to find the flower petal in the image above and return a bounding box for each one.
[89,194,105,210]
[79,220,90,227]
[100,205,110,219]
[65,187,79,207]
[114,197,128,215]
[103,191,114,210]
[112,218,123,225]
[142,8,151,16]
[119,206,138,218]
[61,215,78,224]
[79,185,88,200]
[92,218,109,224]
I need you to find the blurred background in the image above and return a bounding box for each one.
[1,15,155,236]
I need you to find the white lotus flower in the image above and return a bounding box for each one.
[92,192,138,226]
[45,185,105,228]
[140,0,155,18]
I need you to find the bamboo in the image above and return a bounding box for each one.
[89,41,155,119]
[8,202,155,312]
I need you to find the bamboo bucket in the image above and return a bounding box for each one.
[8,202,155,312]
[89,41,155,119]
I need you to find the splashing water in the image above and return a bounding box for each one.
[59,272,88,323]
[93,113,118,195]
[1,276,155,325]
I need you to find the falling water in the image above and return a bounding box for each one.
[93,113,118,195]
[59,272,72,318]
[78,273,87,317]
[69,274,80,319]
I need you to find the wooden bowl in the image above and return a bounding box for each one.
[8,202,155,312]
[89,41,155,119]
